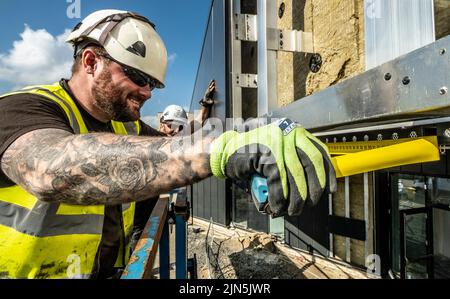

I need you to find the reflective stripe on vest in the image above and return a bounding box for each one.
[0,83,139,278]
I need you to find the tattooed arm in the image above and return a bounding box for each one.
[0,128,212,205]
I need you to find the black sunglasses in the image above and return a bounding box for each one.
[100,54,159,89]
[162,121,184,132]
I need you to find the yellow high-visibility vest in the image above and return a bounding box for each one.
[0,83,141,278]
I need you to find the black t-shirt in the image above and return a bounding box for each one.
[0,79,163,278]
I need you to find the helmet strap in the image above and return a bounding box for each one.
[73,40,100,59]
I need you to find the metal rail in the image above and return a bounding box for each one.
[269,36,450,131]
[121,196,170,279]
[121,189,191,279]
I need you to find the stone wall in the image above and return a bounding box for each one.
[277,0,365,107]
[435,0,450,39]
[331,174,374,267]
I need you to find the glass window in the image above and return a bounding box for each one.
[404,213,428,279]
[428,177,450,207]
[391,174,450,278]
[232,185,250,229]
[232,184,269,233]
[390,174,426,274]
[397,175,426,210]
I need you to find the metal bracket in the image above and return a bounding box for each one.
[267,28,313,53]
[235,14,257,41]
[173,189,190,222]
[439,144,450,155]
[233,73,258,88]
[187,254,198,279]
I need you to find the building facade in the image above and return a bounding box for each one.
[188,0,450,279]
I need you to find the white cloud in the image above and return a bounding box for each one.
[0,25,73,88]
[167,53,177,65]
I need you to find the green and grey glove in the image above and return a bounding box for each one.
[210,118,337,217]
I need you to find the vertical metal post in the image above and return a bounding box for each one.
[257,0,284,240]
[176,214,187,279]
[329,193,334,257]
[231,0,242,120]
[400,211,406,279]
[364,172,370,261]
[257,0,278,116]
[159,221,170,279]
[345,177,351,263]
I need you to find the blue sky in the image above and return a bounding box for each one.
[0,0,211,127]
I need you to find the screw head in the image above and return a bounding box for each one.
[440,87,448,95]
[384,73,392,81]
[440,48,447,55]
[279,2,286,19]
[444,129,450,138]
[309,53,323,73]
[402,76,411,85]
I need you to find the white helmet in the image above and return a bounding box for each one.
[66,9,167,88]
[160,105,188,124]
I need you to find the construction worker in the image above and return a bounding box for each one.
[159,80,216,136]
[0,9,336,279]
[159,104,189,136]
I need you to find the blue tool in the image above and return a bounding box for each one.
[250,175,269,213]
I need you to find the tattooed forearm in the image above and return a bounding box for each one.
[1,129,212,205]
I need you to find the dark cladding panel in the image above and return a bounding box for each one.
[422,156,447,176]
[204,177,212,218]
[284,193,330,256]
[217,181,227,225]
[190,0,227,119]
[189,0,229,226]
[211,176,218,222]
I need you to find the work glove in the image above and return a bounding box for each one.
[199,80,216,107]
[210,118,337,217]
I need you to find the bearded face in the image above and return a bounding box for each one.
[91,67,147,122]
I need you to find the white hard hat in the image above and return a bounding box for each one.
[66,9,167,88]
[160,105,188,123]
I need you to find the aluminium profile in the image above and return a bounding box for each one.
[268,36,450,131]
